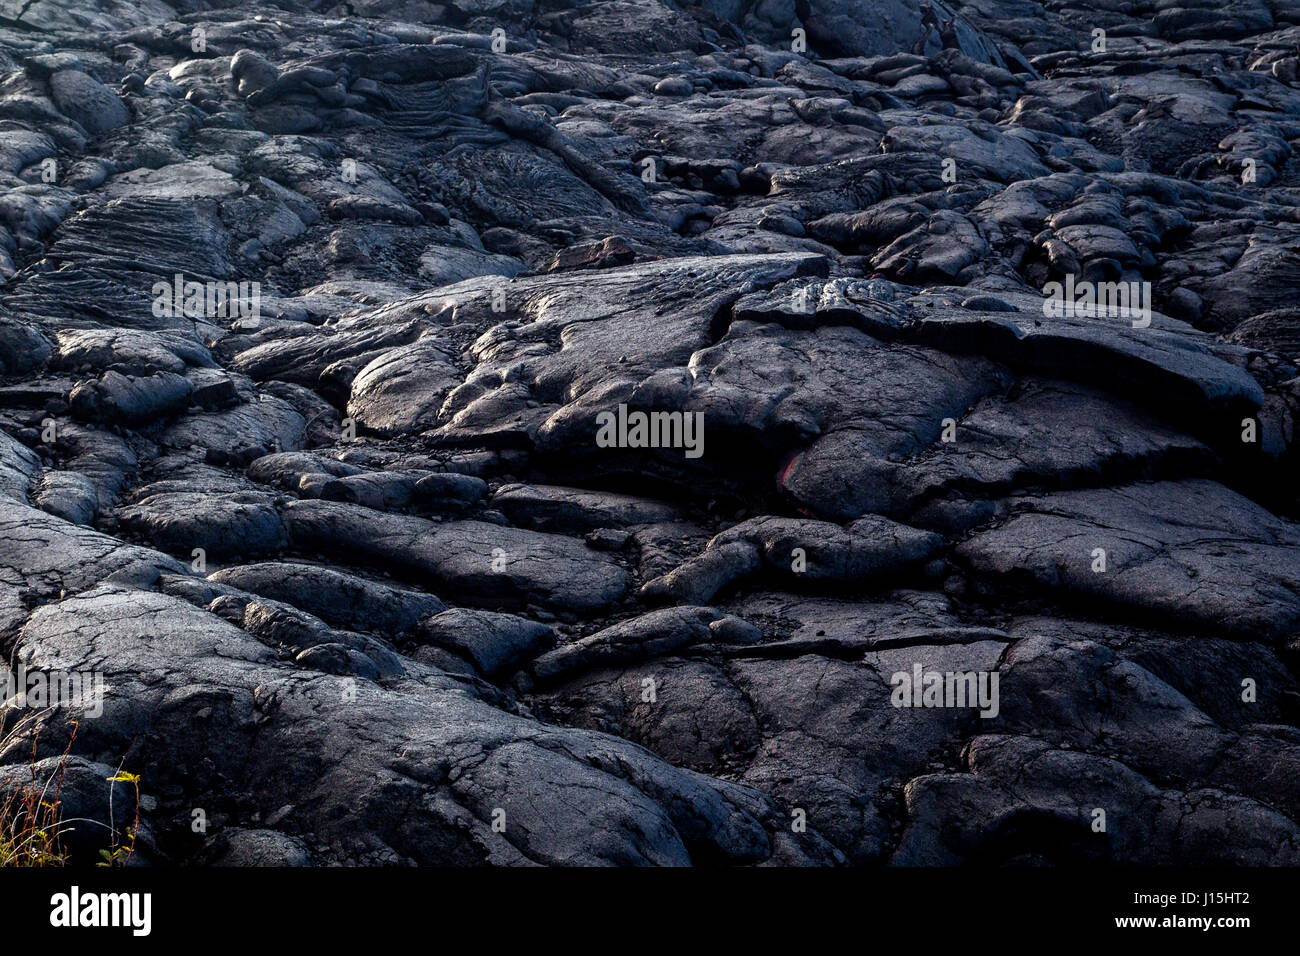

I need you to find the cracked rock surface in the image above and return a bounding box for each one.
[0,0,1298,866]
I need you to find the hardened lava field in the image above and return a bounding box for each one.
[0,0,1299,866]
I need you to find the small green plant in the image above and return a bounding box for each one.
[0,714,143,868]
[97,769,141,868]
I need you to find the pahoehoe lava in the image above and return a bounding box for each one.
[0,0,1299,867]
